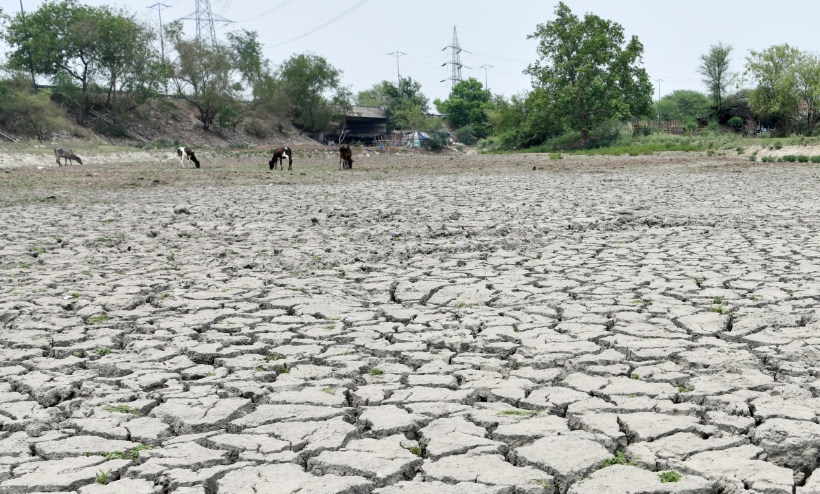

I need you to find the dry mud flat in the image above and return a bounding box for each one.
[2,153,820,493]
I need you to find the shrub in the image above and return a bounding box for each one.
[774,141,783,150]
[783,155,797,162]
[706,120,719,131]
[811,156,820,163]
[682,119,698,134]
[455,125,478,145]
[548,153,563,160]
[727,116,743,130]
[244,118,270,139]
[0,89,66,140]
[798,155,809,163]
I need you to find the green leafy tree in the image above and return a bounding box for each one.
[227,29,268,89]
[746,44,801,132]
[278,53,350,135]
[5,0,98,114]
[168,23,241,131]
[794,53,820,134]
[655,90,711,121]
[94,7,164,113]
[355,82,390,107]
[4,1,163,118]
[698,42,733,114]
[434,77,493,137]
[356,77,429,131]
[524,2,653,141]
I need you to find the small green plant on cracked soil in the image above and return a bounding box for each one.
[95,469,112,484]
[659,471,682,483]
[105,404,141,415]
[93,346,112,356]
[369,368,385,376]
[497,409,539,416]
[408,447,422,456]
[603,451,636,467]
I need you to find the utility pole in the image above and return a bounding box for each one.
[147,3,171,60]
[656,78,664,102]
[479,64,493,91]
[441,26,469,88]
[387,51,407,87]
[180,0,232,48]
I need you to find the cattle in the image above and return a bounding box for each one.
[54,148,82,166]
[269,146,293,170]
[177,147,201,168]
[339,143,353,170]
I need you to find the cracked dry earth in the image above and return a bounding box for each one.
[3,156,820,494]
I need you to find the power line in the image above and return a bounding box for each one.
[264,0,369,49]
[387,51,407,87]
[147,3,171,60]
[233,0,294,23]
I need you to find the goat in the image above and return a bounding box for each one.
[269,146,293,170]
[339,143,353,170]
[177,147,200,168]
[54,148,82,166]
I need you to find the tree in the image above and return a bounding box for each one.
[227,30,268,89]
[168,23,241,131]
[5,0,98,114]
[793,54,820,134]
[524,2,653,141]
[278,53,350,135]
[655,90,711,121]
[4,0,163,119]
[746,44,801,132]
[357,77,429,131]
[434,77,493,137]
[355,82,390,108]
[94,7,163,113]
[698,42,733,114]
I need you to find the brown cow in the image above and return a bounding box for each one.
[269,146,292,170]
[339,143,353,170]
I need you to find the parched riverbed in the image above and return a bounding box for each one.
[1,152,820,494]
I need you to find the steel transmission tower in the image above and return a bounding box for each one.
[441,26,469,88]
[180,0,233,47]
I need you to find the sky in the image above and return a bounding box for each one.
[4,0,820,104]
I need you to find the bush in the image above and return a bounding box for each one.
[811,156,820,163]
[707,120,720,131]
[774,141,783,150]
[455,125,478,146]
[798,155,810,163]
[682,120,698,134]
[727,116,743,130]
[783,155,797,162]
[0,89,66,140]
[244,118,270,139]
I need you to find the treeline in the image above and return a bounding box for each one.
[2,0,818,147]
[0,0,351,140]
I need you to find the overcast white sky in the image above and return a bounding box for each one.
[5,0,820,104]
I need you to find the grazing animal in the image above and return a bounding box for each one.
[54,148,82,166]
[177,147,200,168]
[339,143,353,170]
[269,146,293,170]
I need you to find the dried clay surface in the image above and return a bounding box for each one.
[1,152,819,494]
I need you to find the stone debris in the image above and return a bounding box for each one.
[1,157,819,493]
